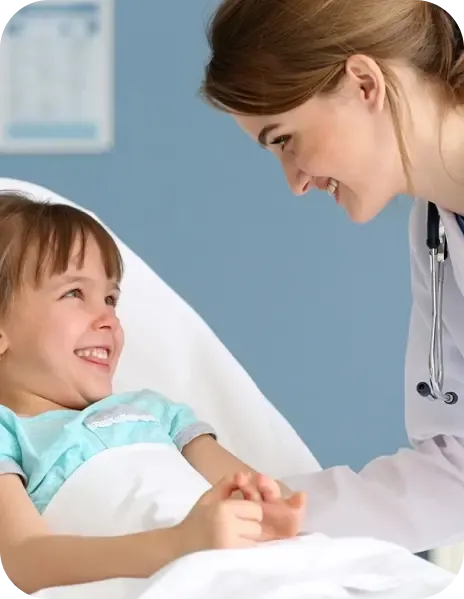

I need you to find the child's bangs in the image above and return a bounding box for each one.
[22,203,124,285]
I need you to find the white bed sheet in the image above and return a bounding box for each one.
[32,537,453,599]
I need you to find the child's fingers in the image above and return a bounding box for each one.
[232,472,285,503]
[257,474,281,502]
[234,472,262,501]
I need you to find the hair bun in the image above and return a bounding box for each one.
[449,6,464,52]
[447,12,464,94]
[425,3,464,96]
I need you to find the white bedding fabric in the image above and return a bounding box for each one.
[33,539,453,599]
[0,178,319,480]
[25,445,453,599]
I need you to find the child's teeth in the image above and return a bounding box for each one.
[76,348,108,359]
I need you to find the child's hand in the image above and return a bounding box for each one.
[176,473,306,557]
[176,476,264,554]
[232,472,307,542]
[233,471,282,503]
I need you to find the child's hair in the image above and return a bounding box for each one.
[200,0,464,185]
[0,192,123,318]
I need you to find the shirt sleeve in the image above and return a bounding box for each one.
[154,395,217,451]
[0,409,26,482]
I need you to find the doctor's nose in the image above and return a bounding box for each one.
[281,162,311,196]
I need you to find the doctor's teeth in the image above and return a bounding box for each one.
[75,348,109,360]
[326,178,339,196]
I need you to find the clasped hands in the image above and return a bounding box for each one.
[230,471,306,542]
[178,471,307,554]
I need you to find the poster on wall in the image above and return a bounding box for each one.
[0,0,114,153]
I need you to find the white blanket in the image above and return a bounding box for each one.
[121,537,454,599]
[33,537,453,599]
[22,445,453,599]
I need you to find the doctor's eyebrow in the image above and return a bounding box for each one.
[258,124,280,146]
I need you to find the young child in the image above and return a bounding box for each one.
[0,192,306,594]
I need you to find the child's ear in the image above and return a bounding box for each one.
[0,330,9,358]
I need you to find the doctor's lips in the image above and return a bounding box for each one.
[310,177,339,196]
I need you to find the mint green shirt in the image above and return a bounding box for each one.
[0,389,215,513]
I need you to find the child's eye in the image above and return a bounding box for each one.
[105,294,118,307]
[61,288,119,307]
[62,288,83,300]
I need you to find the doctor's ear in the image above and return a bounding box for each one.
[344,55,386,113]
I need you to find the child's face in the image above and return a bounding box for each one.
[0,236,124,411]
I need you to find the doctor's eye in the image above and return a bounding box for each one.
[270,134,292,151]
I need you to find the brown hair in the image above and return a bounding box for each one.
[201,0,464,181]
[0,192,123,318]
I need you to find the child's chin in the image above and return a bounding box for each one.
[85,386,113,403]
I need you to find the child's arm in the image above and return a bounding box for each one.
[182,436,306,541]
[182,434,292,497]
[0,475,185,594]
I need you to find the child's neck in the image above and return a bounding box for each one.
[1,390,70,417]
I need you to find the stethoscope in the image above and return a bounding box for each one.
[416,202,458,405]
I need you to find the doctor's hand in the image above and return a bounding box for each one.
[233,472,307,541]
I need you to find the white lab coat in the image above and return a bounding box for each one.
[285,199,464,554]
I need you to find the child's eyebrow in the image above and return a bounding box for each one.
[50,275,120,292]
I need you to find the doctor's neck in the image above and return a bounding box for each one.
[408,93,464,215]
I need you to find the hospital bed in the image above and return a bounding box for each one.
[0,179,457,599]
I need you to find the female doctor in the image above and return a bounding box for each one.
[200,0,464,554]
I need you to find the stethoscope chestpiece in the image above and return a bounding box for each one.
[416,382,431,397]
[416,381,458,404]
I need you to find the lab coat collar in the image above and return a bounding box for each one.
[438,206,464,298]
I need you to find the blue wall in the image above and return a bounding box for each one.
[0,0,413,471]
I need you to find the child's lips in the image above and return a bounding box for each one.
[74,348,112,370]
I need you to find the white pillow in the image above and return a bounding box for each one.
[0,178,320,478]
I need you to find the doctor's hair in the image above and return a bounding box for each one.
[201,0,464,183]
[0,192,123,318]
